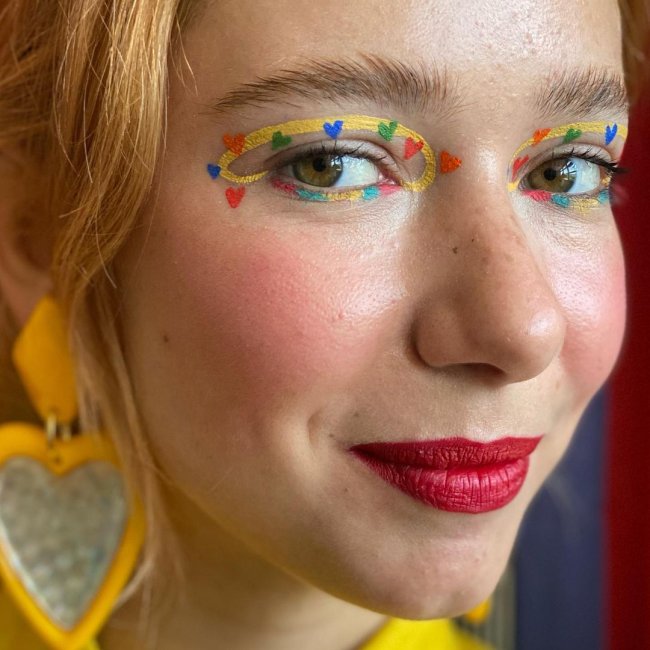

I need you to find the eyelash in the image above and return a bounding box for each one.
[267,141,626,206]
[550,147,624,181]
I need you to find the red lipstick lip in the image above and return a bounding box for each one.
[349,436,543,514]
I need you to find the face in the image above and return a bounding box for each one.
[115,0,627,618]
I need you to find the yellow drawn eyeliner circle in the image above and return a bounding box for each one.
[507,121,628,192]
[217,115,436,192]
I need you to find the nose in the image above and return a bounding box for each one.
[412,198,567,384]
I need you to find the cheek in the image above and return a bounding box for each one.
[166,223,404,400]
[552,230,626,396]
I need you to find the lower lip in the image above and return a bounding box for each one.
[350,440,540,514]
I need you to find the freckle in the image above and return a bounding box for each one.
[452,246,459,255]
[162,333,170,343]
[353,411,360,418]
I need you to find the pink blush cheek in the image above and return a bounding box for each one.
[173,227,404,401]
[551,236,626,396]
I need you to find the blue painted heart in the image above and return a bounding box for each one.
[323,120,344,138]
[605,123,618,145]
[207,163,221,179]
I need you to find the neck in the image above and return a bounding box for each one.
[98,485,388,650]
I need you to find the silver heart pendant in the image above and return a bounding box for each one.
[0,456,126,630]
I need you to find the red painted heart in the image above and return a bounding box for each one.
[526,190,552,202]
[223,133,245,154]
[532,128,551,145]
[404,137,424,160]
[512,155,529,181]
[440,151,462,174]
[226,186,245,208]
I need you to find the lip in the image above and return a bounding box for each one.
[349,436,543,514]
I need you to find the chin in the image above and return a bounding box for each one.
[363,562,507,621]
[306,527,516,621]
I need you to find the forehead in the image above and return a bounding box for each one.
[188,0,623,98]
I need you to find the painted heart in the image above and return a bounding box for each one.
[377,120,398,141]
[226,186,245,208]
[362,186,380,200]
[605,123,618,145]
[551,194,571,208]
[440,151,462,174]
[532,128,551,145]
[597,189,610,204]
[526,190,552,203]
[206,163,221,179]
[511,155,529,181]
[323,120,344,138]
[404,137,424,160]
[563,128,582,143]
[271,131,292,149]
[0,457,126,630]
[223,133,245,154]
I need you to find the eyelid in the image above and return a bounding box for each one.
[511,143,618,190]
[268,139,402,184]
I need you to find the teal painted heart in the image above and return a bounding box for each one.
[563,128,582,143]
[378,120,398,141]
[551,194,571,208]
[271,131,292,149]
[362,186,380,200]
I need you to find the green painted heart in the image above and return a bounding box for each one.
[378,120,398,141]
[271,131,292,149]
[563,128,582,143]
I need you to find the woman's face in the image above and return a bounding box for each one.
[115,0,626,617]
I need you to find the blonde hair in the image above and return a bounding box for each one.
[0,0,199,643]
[0,0,648,644]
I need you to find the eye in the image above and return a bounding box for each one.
[284,152,383,190]
[525,156,602,194]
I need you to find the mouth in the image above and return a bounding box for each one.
[348,436,543,514]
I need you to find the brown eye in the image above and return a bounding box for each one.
[292,155,343,187]
[527,158,578,193]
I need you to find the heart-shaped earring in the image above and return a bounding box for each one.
[0,296,145,650]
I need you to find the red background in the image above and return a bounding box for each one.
[607,85,650,648]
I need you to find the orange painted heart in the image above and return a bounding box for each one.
[226,186,245,208]
[512,155,529,181]
[440,151,462,174]
[223,133,245,155]
[532,129,551,145]
[404,137,424,160]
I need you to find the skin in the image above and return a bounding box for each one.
[0,0,628,649]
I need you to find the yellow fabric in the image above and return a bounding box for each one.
[359,617,491,650]
[1,578,489,650]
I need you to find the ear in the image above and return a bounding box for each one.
[0,151,53,328]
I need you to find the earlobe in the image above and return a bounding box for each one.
[0,152,53,328]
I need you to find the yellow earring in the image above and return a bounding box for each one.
[0,295,145,650]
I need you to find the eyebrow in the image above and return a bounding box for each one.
[206,54,460,118]
[535,66,629,119]
[206,55,628,122]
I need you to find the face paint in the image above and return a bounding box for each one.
[523,186,612,210]
[507,121,627,201]
[207,115,461,208]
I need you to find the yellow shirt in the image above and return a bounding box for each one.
[0,580,490,650]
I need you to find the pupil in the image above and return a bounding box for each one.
[544,168,557,181]
[312,157,327,172]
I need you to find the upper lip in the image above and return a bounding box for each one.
[348,436,543,469]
